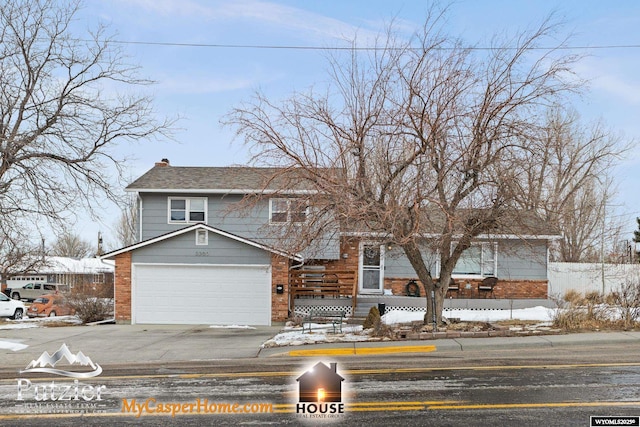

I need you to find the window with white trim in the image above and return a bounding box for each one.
[168,197,207,223]
[196,229,208,246]
[269,198,308,224]
[452,242,497,277]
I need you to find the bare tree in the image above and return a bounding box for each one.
[227,10,585,324]
[516,108,627,262]
[0,225,44,282]
[50,231,94,259]
[114,194,138,247]
[0,1,172,245]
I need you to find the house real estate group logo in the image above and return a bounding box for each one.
[15,343,108,414]
[295,362,346,421]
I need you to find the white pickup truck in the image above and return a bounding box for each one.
[3,282,69,301]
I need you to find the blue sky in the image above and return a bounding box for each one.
[70,0,640,249]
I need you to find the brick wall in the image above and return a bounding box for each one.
[385,277,425,296]
[114,252,132,323]
[271,254,290,323]
[306,237,360,272]
[384,276,548,299]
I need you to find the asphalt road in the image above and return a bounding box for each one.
[2,341,640,426]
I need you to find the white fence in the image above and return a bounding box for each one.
[548,262,640,297]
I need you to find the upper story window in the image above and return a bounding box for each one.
[168,197,207,224]
[269,198,308,224]
[452,242,497,277]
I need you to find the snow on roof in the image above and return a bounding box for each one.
[41,257,114,274]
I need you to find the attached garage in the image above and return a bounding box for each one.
[133,264,271,325]
[102,223,298,326]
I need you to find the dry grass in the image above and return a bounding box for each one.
[551,286,640,331]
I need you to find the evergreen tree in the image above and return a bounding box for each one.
[633,218,640,262]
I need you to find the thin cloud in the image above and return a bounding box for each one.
[118,0,384,46]
[158,75,259,94]
[574,57,640,105]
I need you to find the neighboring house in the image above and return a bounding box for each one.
[101,159,559,326]
[2,257,114,296]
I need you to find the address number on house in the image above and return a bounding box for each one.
[195,251,211,257]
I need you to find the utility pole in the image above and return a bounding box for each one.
[97,232,103,257]
[601,209,605,294]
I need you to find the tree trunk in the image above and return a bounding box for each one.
[400,241,442,326]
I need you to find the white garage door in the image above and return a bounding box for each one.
[133,264,271,325]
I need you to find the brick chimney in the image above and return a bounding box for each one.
[155,158,170,167]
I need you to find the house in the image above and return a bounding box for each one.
[100,160,559,325]
[2,257,114,296]
[297,362,344,402]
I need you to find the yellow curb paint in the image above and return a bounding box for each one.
[288,345,436,357]
[289,347,355,356]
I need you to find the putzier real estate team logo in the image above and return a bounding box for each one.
[295,362,345,419]
[20,343,102,378]
[16,343,107,406]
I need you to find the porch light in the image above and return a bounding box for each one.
[317,388,326,402]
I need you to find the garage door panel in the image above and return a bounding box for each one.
[133,264,271,325]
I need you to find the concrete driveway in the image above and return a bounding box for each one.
[0,324,282,370]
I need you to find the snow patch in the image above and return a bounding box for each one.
[262,324,368,348]
[383,306,554,324]
[209,325,256,329]
[0,340,28,351]
[263,306,556,347]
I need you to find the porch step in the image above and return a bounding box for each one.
[354,301,390,318]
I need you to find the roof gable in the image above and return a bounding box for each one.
[99,223,302,261]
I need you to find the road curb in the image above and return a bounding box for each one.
[287,344,437,357]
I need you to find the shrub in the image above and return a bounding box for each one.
[67,289,114,324]
[612,278,640,329]
[552,289,623,331]
[363,306,380,329]
[372,320,394,338]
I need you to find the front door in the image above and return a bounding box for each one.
[359,243,384,294]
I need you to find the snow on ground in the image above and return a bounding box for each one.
[263,306,555,348]
[209,325,256,329]
[0,322,39,330]
[262,324,368,347]
[385,306,554,324]
[0,315,82,330]
[0,340,28,351]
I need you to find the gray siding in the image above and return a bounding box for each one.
[131,229,271,265]
[385,245,439,279]
[139,193,265,240]
[496,240,548,280]
[138,192,340,260]
[384,239,548,280]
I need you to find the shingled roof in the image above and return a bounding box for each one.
[126,161,316,193]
